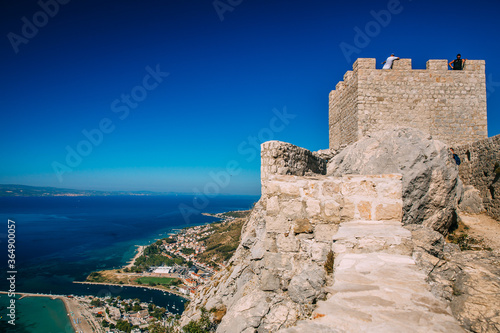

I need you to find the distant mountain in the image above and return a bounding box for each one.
[0,184,169,197]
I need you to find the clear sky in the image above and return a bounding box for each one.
[1,0,499,195]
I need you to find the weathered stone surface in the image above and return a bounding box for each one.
[417,250,500,333]
[407,225,445,258]
[261,270,281,291]
[449,251,500,333]
[455,134,500,220]
[327,127,462,233]
[183,132,494,333]
[459,185,486,214]
[314,224,339,243]
[411,222,500,333]
[293,219,313,234]
[276,234,299,252]
[288,266,325,304]
[261,141,327,181]
[216,291,271,333]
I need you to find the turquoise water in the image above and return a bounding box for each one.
[0,294,74,333]
[0,195,258,331]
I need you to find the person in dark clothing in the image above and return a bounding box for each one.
[450,148,461,165]
[449,54,466,70]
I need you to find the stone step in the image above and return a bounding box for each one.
[283,253,464,332]
[332,220,413,255]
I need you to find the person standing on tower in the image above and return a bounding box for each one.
[382,53,400,69]
[449,54,466,70]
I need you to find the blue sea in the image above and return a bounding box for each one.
[0,194,259,332]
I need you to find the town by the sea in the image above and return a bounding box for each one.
[0,195,259,332]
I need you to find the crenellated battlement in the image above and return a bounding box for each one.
[329,58,487,149]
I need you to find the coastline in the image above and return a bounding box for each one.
[0,291,101,333]
[73,280,190,300]
[125,245,145,269]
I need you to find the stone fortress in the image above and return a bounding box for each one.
[330,58,499,220]
[182,58,500,332]
[329,58,488,149]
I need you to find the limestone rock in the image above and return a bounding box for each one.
[288,266,325,304]
[449,251,500,333]
[407,225,445,258]
[313,148,340,161]
[459,185,486,214]
[216,291,270,333]
[327,127,462,233]
[419,250,500,333]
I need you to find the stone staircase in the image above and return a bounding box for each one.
[282,219,465,332]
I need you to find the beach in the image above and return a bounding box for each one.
[0,291,102,333]
[125,245,145,269]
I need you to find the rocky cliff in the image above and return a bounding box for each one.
[181,128,499,332]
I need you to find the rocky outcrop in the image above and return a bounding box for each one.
[454,134,500,220]
[181,173,404,332]
[327,127,462,234]
[411,225,500,333]
[459,185,486,214]
[181,135,499,333]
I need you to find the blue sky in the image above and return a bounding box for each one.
[1,0,499,195]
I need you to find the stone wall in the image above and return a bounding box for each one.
[454,134,500,219]
[329,58,487,149]
[183,171,403,332]
[261,141,327,182]
[262,174,403,225]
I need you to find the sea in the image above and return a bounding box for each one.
[0,194,259,332]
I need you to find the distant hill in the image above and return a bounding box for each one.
[0,184,168,197]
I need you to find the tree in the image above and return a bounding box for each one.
[90,298,102,307]
[132,302,142,312]
[116,319,132,333]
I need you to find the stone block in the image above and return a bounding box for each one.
[341,199,356,221]
[314,224,339,242]
[276,234,300,252]
[266,196,279,214]
[357,200,372,220]
[324,200,341,220]
[306,198,321,217]
[263,253,292,270]
[375,202,402,221]
[392,58,412,70]
[342,179,377,197]
[266,215,290,233]
[294,219,313,234]
[322,181,341,196]
[260,270,280,291]
[281,200,304,218]
[426,59,448,71]
[279,182,300,196]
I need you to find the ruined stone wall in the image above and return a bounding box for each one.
[261,141,327,182]
[329,58,487,149]
[262,174,403,227]
[454,134,500,219]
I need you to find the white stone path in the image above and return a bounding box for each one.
[281,220,464,333]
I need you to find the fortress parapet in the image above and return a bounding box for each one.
[329,58,487,149]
